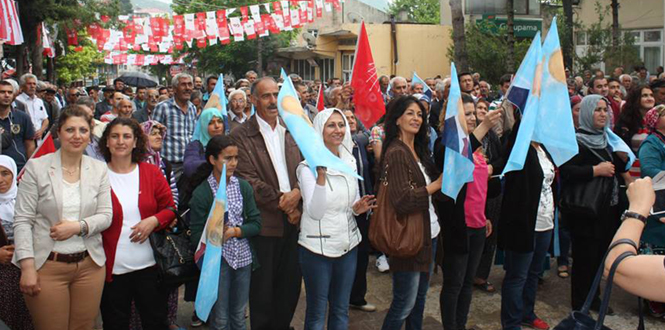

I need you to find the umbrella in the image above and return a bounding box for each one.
[117,72,158,87]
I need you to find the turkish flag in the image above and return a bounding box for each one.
[350,22,384,128]
[17,132,56,183]
[316,84,325,111]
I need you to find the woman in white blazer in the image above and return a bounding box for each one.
[13,105,112,330]
[296,108,375,330]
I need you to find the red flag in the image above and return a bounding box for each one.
[0,0,25,45]
[316,84,325,111]
[350,22,384,128]
[17,132,56,183]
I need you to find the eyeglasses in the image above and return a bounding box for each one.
[231,99,245,104]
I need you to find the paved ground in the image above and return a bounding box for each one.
[174,255,662,330]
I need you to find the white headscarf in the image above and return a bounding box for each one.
[312,108,357,172]
[0,156,18,224]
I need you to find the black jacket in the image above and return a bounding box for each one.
[559,143,626,239]
[432,134,481,255]
[497,126,558,253]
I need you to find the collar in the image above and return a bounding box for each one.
[19,92,35,101]
[256,114,279,133]
[229,110,247,122]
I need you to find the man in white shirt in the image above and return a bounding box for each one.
[231,77,303,330]
[16,74,49,141]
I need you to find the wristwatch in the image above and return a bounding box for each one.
[620,210,648,224]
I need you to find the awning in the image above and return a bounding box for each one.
[319,29,356,38]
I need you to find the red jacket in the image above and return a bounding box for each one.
[102,162,176,281]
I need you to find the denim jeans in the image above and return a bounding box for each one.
[501,230,553,330]
[441,227,486,330]
[381,238,437,330]
[209,260,252,330]
[299,246,358,330]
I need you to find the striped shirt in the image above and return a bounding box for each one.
[152,98,197,163]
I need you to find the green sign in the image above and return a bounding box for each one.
[479,14,542,38]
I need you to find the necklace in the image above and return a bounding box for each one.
[62,166,80,176]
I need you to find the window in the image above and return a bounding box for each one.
[318,58,334,82]
[293,59,316,81]
[342,53,354,82]
[465,0,540,16]
[644,30,661,42]
[576,31,587,46]
[644,47,661,73]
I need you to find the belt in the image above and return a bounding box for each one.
[47,251,89,263]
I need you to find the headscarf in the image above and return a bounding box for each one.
[312,108,356,171]
[570,95,582,107]
[141,121,166,166]
[576,94,609,149]
[192,108,226,147]
[644,105,665,133]
[0,156,18,224]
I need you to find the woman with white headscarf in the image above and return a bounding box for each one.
[0,156,34,330]
[296,108,376,330]
[560,94,631,311]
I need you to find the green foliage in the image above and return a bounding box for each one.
[56,45,104,85]
[388,0,440,24]
[447,20,531,85]
[575,1,641,72]
[119,0,133,15]
[171,0,297,78]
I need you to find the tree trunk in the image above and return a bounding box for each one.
[257,38,264,76]
[30,28,44,79]
[449,0,468,72]
[562,0,575,71]
[506,0,515,73]
[16,44,26,78]
[611,0,619,48]
[46,57,55,83]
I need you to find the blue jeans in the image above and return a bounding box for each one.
[299,246,358,330]
[381,238,437,330]
[209,260,251,330]
[501,230,552,330]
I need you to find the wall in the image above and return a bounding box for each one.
[575,0,663,30]
[313,22,452,80]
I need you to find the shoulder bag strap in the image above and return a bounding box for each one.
[594,250,638,330]
[581,238,638,313]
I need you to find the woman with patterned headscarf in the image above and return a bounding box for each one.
[560,94,631,312]
[183,108,226,179]
[637,104,665,318]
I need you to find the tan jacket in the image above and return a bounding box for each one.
[13,150,113,269]
[231,115,303,237]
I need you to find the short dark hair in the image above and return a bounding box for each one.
[294,81,307,91]
[206,75,218,86]
[123,86,134,94]
[113,78,123,85]
[608,77,620,84]
[588,76,607,89]
[0,80,13,89]
[458,72,473,82]
[499,74,512,85]
[158,86,168,93]
[57,105,94,134]
[136,86,147,92]
[98,118,147,163]
[461,93,475,105]
[650,79,665,91]
[86,86,99,93]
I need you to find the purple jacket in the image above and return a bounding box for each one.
[183,140,205,178]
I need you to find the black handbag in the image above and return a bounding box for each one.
[560,147,614,218]
[149,207,198,287]
[553,239,644,330]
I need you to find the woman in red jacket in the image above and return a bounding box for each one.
[99,118,176,330]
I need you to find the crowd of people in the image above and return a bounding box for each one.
[0,63,664,330]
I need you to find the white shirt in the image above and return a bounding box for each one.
[52,180,87,254]
[229,110,248,124]
[535,146,555,232]
[256,115,291,193]
[109,166,156,275]
[418,162,441,239]
[16,93,47,132]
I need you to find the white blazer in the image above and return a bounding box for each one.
[13,150,112,269]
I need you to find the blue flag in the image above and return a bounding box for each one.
[502,33,542,175]
[607,128,636,170]
[278,69,361,179]
[204,73,228,117]
[195,164,227,322]
[505,33,542,114]
[412,72,432,100]
[532,18,578,166]
[441,63,475,201]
